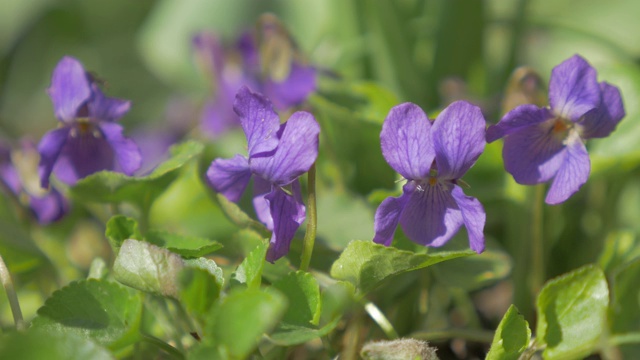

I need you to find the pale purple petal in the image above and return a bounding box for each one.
[236,31,259,70]
[54,131,115,185]
[264,186,306,262]
[373,183,414,246]
[252,176,273,229]
[47,57,91,122]
[88,86,131,122]
[432,101,486,180]
[38,127,71,188]
[502,119,567,185]
[380,103,435,180]
[486,105,553,143]
[549,55,600,121]
[29,189,68,225]
[579,82,625,139]
[399,182,463,247]
[99,122,141,175]
[264,63,316,110]
[545,133,590,205]
[451,186,485,253]
[233,86,281,156]
[250,111,319,186]
[206,155,251,203]
[200,96,238,138]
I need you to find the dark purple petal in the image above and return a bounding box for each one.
[549,55,600,121]
[250,111,319,186]
[54,130,115,185]
[47,57,91,122]
[502,119,567,185]
[399,182,463,247]
[264,63,316,110]
[264,185,306,262]
[233,86,281,157]
[29,188,68,225]
[99,122,141,176]
[380,103,435,180]
[206,155,252,203]
[432,101,486,180]
[486,105,554,143]
[88,85,131,122]
[545,134,590,205]
[38,127,71,188]
[451,186,485,253]
[579,82,625,139]
[373,183,414,246]
[252,176,273,229]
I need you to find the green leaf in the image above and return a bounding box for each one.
[272,271,321,326]
[0,330,113,360]
[486,305,531,360]
[609,260,640,357]
[146,230,222,258]
[316,191,375,251]
[31,279,142,347]
[206,288,287,359]
[535,265,609,359]
[598,231,640,275]
[330,240,474,294]
[105,215,142,253]
[179,266,223,322]
[70,141,203,205]
[267,317,341,347]
[215,194,268,234]
[432,249,511,291]
[231,241,268,289]
[113,239,184,298]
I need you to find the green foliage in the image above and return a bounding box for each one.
[146,230,223,258]
[31,279,143,348]
[330,240,474,294]
[70,141,203,206]
[105,215,142,253]
[231,241,268,289]
[0,330,113,360]
[432,248,512,291]
[486,305,531,360]
[535,265,609,359]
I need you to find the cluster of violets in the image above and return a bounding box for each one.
[0,40,623,262]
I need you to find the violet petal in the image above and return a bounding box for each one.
[486,104,553,143]
[545,133,590,204]
[579,82,626,139]
[206,154,252,203]
[47,57,91,122]
[250,111,319,186]
[99,122,142,176]
[88,85,131,122]
[264,185,306,262]
[264,63,316,110]
[233,86,281,157]
[373,183,414,246]
[380,103,435,180]
[37,127,71,188]
[252,176,273,230]
[451,185,485,253]
[549,55,600,121]
[432,101,486,180]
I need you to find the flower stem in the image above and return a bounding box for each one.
[0,252,25,331]
[363,301,399,339]
[530,184,545,296]
[299,164,317,272]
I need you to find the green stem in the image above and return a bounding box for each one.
[363,301,398,339]
[140,334,185,360]
[299,164,317,272]
[530,184,545,297]
[0,252,25,331]
[410,328,494,343]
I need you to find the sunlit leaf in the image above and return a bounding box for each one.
[486,305,531,360]
[146,230,222,258]
[0,330,113,360]
[105,215,142,253]
[231,241,268,289]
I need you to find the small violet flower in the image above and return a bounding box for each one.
[207,86,319,262]
[193,24,316,138]
[486,55,625,204]
[374,101,487,253]
[38,56,142,188]
[0,140,67,224]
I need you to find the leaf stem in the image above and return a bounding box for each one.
[530,184,545,297]
[363,301,398,339]
[300,164,317,272]
[0,252,25,331]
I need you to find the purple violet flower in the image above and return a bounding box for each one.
[486,55,625,204]
[0,140,67,224]
[374,101,487,253]
[38,56,142,188]
[193,29,316,138]
[207,86,320,262]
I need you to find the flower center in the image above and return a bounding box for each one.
[71,118,101,138]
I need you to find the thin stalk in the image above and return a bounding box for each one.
[363,301,398,339]
[299,164,317,272]
[530,184,545,297]
[0,253,25,331]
